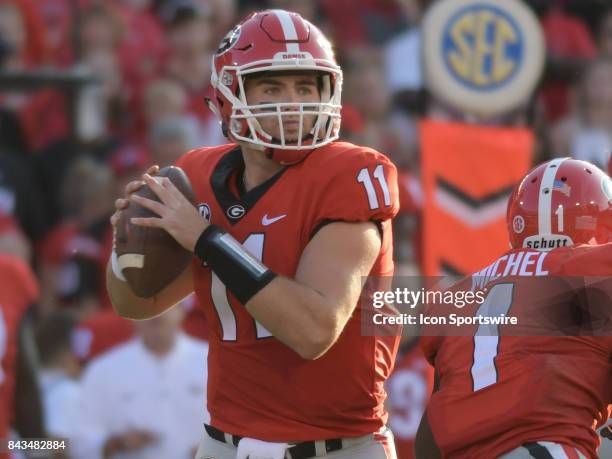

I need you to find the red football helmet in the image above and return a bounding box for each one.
[507,158,612,250]
[208,9,343,164]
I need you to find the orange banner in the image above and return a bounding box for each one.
[420,120,533,276]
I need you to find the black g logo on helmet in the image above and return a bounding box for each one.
[216,25,241,56]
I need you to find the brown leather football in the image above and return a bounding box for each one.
[115,166,196,298]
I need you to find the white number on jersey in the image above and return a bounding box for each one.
[471,283,514,391]
[357,165,391,210]
[210,233,272,341]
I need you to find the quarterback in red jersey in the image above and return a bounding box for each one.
[418,158,612,459]
[0,252,45,458]
[107,9,400,459]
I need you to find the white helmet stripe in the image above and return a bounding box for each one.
[538,158,568,235]
[272,10,301,53]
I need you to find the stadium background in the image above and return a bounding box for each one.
[0,0,611,458]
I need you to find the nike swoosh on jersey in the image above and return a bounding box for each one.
[262,214,287,226]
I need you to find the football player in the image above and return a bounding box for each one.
[0,222,45,458]
[107,10,400,459]
[416,158,612,459]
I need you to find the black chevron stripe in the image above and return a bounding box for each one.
[440,261,465,277]
[437,177,515,210]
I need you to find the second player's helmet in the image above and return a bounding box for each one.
[209,9,343,164]
[507,158,612,251]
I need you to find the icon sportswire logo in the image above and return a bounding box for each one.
[262,214,287,226]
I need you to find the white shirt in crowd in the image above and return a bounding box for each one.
[71,333,209,459]
[39,369,81,439]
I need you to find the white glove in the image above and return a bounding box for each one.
[236,438,288,459]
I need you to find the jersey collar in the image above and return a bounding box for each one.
[210,147,288,225]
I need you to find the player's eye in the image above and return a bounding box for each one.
[297,86,313,96]
[263,86,280,96]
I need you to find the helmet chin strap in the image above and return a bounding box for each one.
[232,136,266,152]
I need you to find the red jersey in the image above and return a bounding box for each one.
[180,294,209,342]
[387,342,434,459]
[0,255,38,443]
[176,141,400,441]
[421,244,612,459]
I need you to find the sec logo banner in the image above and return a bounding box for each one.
[423,0,544,118]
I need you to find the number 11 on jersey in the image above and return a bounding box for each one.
[210,233,272,341]
[357,165,391,210]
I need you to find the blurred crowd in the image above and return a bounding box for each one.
[0,0,611,457]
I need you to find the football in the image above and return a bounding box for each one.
[115,166,196,298]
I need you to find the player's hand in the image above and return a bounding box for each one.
[110,165,160,230]
[129,172,208,252]
[601,424,612,440]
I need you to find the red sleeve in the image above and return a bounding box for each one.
[175,146,233,180]
[419,336,440,366]
[174,149,197,171]
[312,147,400,228]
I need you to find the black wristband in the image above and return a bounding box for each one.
[194,225,277,304]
